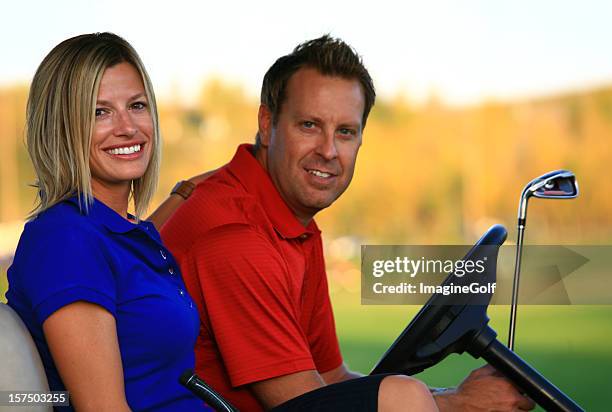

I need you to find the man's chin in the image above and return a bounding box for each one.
[301,195,337,213]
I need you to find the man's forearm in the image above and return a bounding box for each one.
[148,171,216,229]
[429,365,536,411]
[148,193,186,230]
[431,387,458,412]
[338,369,364,382]
[321,363,363,385]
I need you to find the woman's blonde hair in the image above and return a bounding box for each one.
[26,32,161,219]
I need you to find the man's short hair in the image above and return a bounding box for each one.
[255,34,376,149]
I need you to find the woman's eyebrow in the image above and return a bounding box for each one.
[96,92,147,106]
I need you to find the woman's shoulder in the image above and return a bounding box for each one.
[10,199,114,292]
[8,199,119,323]
[21,199,102,245]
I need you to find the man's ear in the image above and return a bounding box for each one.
[258,104,273,146]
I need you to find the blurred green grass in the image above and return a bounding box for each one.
[333,291,612,411]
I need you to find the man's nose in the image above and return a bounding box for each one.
[316,130,338,160]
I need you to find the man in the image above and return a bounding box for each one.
[156,36,534,411]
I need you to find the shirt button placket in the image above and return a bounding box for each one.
[177,288,194,308]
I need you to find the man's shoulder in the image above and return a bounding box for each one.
[161,169,272,252]
[182,167,267,228]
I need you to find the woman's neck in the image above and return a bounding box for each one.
[91,180,131,219]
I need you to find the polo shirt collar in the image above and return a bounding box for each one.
[226,144,320,239]
[66,195,144,234]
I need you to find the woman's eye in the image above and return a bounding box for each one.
[95,108,106,117]
[302,121,315,129]
[131,101,147,111]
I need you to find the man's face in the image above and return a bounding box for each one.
[258,67,365,224]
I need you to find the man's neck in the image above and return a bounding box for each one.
[254,146,314,228]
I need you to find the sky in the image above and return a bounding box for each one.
[2,0,612,105]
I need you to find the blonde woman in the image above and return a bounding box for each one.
[6,33,209,411]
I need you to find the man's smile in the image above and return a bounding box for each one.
[306,168,336,178]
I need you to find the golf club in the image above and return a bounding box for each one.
[508,170,579,351]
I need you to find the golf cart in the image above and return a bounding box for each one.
[369,170,583,412]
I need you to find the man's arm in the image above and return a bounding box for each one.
[251,364,363,408]
[315,363,534,411]
[318,363,534,411]
[321,363,363,384]
[250,370,326,409]
[147,170,216,230]
[313,361,534,412]
[433,365,535,411]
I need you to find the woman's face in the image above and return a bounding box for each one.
[89,62,153,195]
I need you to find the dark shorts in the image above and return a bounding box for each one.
[270,374,393,412]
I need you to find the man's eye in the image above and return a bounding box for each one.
[302,121,315,129]
[339,128,356,136]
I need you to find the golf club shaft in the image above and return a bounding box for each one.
[508,223,525,350]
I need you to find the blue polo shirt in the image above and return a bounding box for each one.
[6,196,209,411]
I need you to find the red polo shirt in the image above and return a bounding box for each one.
[161,144,343,411]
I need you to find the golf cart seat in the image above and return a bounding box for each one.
[0,303,51,412]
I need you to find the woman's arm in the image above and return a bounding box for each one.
[148,170,216,230]
[43,302,131,412]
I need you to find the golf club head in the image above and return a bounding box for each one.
[518,170,579,222]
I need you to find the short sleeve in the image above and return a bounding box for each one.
[17,224,117,324]
[303,240,343,373]
[191,224,315,387]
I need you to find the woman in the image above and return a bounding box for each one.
[6,33,209,411]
